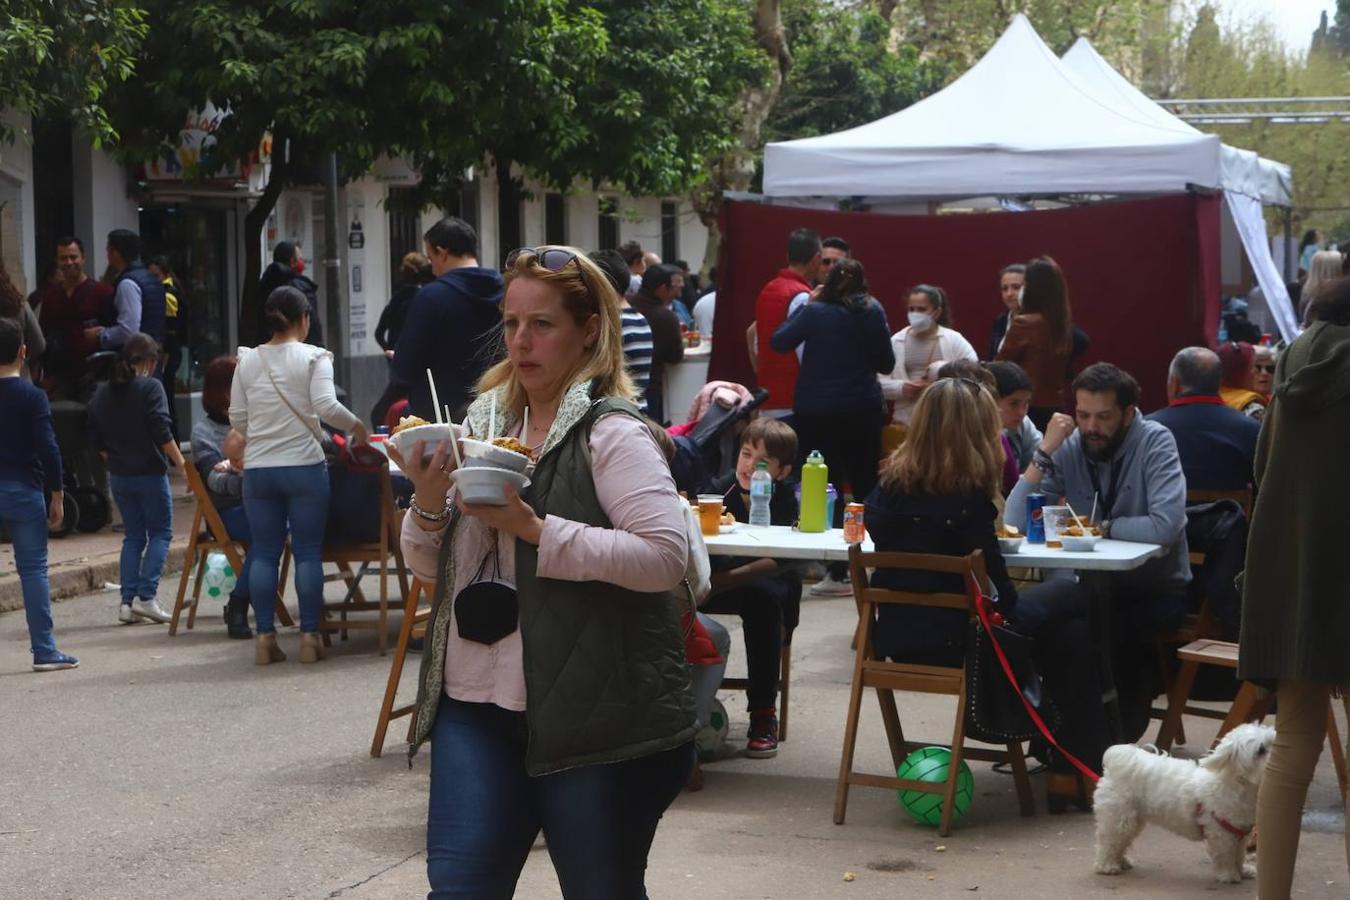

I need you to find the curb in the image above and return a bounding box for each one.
[0,541,191,614]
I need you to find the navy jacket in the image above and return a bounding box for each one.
[1148,397,1260,493]
[0,377,62,492]
[770,297,894,416]
[392,267,504,421]
[88,376,174,476]
[117,262,167,344]
[866,484,1016,667]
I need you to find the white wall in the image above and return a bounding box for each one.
[0,109,35,293]
[72,143,138,262]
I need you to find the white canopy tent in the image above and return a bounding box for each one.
[1061,38,1298,340]
[763,15,1221,200]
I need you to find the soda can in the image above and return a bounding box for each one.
[843,502,866,544]
[1026,492,1047,544]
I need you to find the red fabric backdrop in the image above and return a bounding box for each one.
[710,193,1221,412]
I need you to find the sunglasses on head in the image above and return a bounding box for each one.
[504,247,577,272]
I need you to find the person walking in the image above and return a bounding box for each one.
[88,333,185,625]
[393,246,694,899]
[1240,275,1350,899]
[0,318,78,670]
[230,287,366,665]
[771,258,895,596]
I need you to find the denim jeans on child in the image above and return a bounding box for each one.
[243,463,329,633]
[427,697,694,899]
[0,482,57,656]
[109,473,174,604]
[216,503,253,598]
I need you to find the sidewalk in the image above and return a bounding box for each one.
[0,470,196,613]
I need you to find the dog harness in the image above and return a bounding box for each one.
[1195,802,1253,840]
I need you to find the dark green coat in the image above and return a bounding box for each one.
[1239,321,1350,686]
[409,385,697,774]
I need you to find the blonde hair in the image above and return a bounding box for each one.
[881,378,1004,501]
[476,246,636,415]
[1304,250,1345,313]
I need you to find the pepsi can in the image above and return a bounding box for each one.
[1026,492,1047,544]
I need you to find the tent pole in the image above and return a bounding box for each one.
[1281,206,1293,282]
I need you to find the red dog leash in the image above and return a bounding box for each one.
[971,582,1102,784]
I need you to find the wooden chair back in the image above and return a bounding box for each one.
[371,578,433,756]
[318,461,410,656]
[834,545,1034,836]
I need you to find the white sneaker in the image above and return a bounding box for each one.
[118,604,138,625]
[809,574,853,597]
[131,598,172,624]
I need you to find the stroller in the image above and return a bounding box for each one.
[668,388,769,496]
[47,350,119,536]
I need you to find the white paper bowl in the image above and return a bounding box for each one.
[1060,534,1101,552]
[997,536,1024,555]
[450,466,531,506]
[390,423,462,460]
[460,438,530,473]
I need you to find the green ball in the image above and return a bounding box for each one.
[896,746,974,827]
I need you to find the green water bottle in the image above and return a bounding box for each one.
[799,450,828,533]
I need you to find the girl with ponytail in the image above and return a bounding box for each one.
[88,332,186,625]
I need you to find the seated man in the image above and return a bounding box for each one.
[704,417,802,760]
[1006,363,1191,742]
[1147,347,1260,493]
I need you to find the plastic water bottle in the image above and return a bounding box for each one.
[799,451,828,533]
[749,461,773,527]
[1217,317,1229,344]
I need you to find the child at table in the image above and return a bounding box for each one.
[704,417,802,759]
[985,360,1042,471]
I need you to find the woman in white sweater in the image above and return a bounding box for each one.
[229,287,366,665]
[877,284,977,430]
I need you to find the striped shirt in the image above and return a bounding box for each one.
[621,307,654,413]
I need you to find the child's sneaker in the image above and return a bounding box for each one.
[118,603,137,625]
[746,709,779,758]
[33,650,80,672]
[132,598,172,624]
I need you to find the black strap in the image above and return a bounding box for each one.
[1084,451,1125,520]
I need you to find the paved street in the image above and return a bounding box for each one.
[2,585,1345,899]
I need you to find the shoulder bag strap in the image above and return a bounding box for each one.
[257,350,324,442]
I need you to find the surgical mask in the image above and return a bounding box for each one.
[294,257,306,275]
[908,312,934,332]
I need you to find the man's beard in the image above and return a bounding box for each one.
[1084,427,1127,462]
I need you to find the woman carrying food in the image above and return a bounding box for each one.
[390,246,695,899]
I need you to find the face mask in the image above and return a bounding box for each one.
[908,312,934,332]
[293,257,306,275]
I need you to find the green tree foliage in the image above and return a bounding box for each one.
[107,0,765,338]
[0,0,146,144]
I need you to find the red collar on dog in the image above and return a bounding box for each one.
[1195,802,1253,840]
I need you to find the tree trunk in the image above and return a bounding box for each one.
[238,153,289,346]
[692,0,792,278]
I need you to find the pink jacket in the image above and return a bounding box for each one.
[400,414,688,711]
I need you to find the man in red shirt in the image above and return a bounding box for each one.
[37,236,114,398]
[753,229,822,416]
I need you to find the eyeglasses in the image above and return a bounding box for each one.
[504,247,577,272]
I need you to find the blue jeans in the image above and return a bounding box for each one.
[109,473,174,604]
[217,503,252,599]
[0,482,57,656]
[427,697,694,899]
[243,463,328,633]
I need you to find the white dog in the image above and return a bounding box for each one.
[1093,722,1276,883]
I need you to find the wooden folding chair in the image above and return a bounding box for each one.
[318,463,410,656]
[1158,638,1346,794]
[171,463,293,635]
[371,578,433,757]
[1150,486,1254,743]
[835,545,1035,836]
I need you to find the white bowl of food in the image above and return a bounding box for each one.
[450,465,531,506]
[1059,528,1102,552]
[997,536,1024,555]
[460,437,531,473]
[390,418,462,461]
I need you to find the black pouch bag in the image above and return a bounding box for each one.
[964,617,1060,744]
[454,531,519,645]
